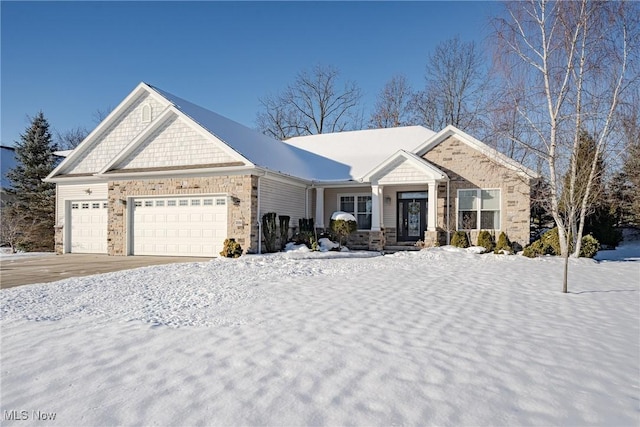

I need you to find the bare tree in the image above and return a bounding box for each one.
[495,0,639,292]
[0,207,23,253]
[411,36,490,133]
[55,126,88,150]
[369,74,413,128]
[256,64,362,139]
[92,107,113,125]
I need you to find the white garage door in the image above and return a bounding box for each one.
[131,196,228,257]
[70,200,108,253]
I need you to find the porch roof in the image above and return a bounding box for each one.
[361,150,449,184]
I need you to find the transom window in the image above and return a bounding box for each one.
[338,194,372,230]
[458,189,501,230]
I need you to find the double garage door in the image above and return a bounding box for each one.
[68,195,228,257]
[131,195,228,257]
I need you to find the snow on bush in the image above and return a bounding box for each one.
[330,211,356,222]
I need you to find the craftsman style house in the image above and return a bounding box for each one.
[45,82,538,256]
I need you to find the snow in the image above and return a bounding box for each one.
[283,126,436,180]
[1,242,639,426]
[330,211,357,222]
[148,84,348,181]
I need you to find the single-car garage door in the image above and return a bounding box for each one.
[131,196,228,257]
[69,200,108,253]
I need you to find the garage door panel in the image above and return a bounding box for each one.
[70,200,108,254]
[132,196,227,257]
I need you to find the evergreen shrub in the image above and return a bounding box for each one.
[220,238,243,258]
[494,231,512,254]
[451,231,469,248]
[476,230,495,253]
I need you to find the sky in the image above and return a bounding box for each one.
[1,1,501,147]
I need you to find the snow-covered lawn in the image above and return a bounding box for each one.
[1,244,638,426]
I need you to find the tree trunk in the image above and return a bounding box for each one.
[563,251,569,293]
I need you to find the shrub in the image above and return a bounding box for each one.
[579,234,600,258]
[220,238,242,258]
[494,231,512,254]
[476,230,495,253]
[262,212,277,253]
[451,231,469,248]
[278,215,290,250]
[330,212,357,248]
[523,227,600,258]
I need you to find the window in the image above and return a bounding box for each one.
[338,194,372,230]
[92,203,100,209]
[144,200,153,207]
[134,201,142,207]
[191,199,200,206]
[81,203,89,209]
[458,189,500,230]
[215,198,226,206]
[71,203,79,209]
[203,199,213,206]
[167,200,176,207]
[179,200,188,206]
[156,200,164,207]
[103,202,108,209]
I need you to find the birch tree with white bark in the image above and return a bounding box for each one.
[494,0,639,292]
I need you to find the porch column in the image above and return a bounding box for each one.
[315,188,325,228]
[371,184,383,231]
[427,181,437,231]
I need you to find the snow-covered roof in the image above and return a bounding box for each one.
[283,126,436,181]
[147,85,348,181]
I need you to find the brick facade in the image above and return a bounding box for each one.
[105,175,258,255]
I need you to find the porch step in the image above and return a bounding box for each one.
[382,245,422,254]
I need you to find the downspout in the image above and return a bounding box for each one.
[257,175,262,254]
[446,180,451,245]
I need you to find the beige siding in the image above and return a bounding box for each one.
[56,183,109,226]
[259,177,308,226]
[63,93,166,174]
[117,116,235,169]
[378,159,432,184]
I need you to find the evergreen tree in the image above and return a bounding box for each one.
[6,112,58,251]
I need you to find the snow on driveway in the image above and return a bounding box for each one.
[1,245,638,426]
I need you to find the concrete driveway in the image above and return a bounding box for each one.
[0,254,211,289]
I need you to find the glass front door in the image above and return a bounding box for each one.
[397,192,427,242]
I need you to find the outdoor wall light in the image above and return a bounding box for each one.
[384,196,392,205]
[118,199,126,206]
[85,188,92,195]
[230,196,241,206]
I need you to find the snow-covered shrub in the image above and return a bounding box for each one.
[262,212,278,253]
[451,231,469,248]
[580,234,600,258]
[220,238,242,258]
[476,230,495,253]
[494,231,513,254]
[330,211,357,248]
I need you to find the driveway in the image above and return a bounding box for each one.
[0,254,210,289]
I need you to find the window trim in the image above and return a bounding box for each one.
[337,193,372,231]
[456,188,501,231]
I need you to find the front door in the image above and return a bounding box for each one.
[397,192,427,242]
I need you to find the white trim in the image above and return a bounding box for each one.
[414,125,539,180]
[362,150,448,183]
[315,188,325,228]
[336,192,372,231]
[456,188,502,231]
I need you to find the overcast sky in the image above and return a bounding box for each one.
[1,1,501,147]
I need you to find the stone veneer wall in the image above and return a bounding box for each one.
[423,136,532,247]
[107,175,258,256]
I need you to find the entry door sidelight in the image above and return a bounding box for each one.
[397,192,427,242]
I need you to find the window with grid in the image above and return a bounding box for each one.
[457,189,500,230]
[338,194,372,230]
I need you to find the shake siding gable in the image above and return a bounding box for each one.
[259,177,307,225]
[115,116,235,170]
[378,159,434,184]
[62,93,166,174]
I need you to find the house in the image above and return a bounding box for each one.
[44,82,538,256]
[1,145,17,208]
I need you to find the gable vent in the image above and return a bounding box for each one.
[141,104,152,123]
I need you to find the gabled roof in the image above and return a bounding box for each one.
[362,150,448,183]
[147,85,347,181]
[283,126,436,181]
[415,125,540,179]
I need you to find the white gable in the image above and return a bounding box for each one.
[61,92,167,174]
[113,115,237,170]
[378,158,437,184]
